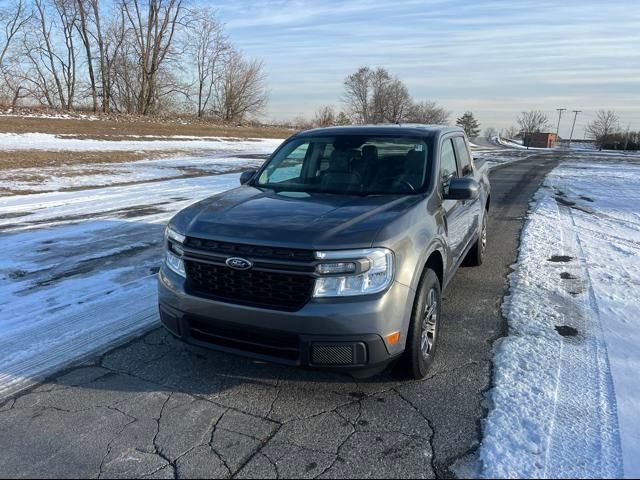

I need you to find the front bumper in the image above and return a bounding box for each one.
[157,265,415,370]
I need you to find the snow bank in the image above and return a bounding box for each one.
[0,172,242,399]
[481,161,640,478]
[0,132,283,152]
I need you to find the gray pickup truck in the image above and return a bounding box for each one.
[158,125,490,378]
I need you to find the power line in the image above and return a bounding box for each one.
[569,110,582,147]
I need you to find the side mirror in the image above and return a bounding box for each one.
[444,177,480,201]
[240,169,257,185]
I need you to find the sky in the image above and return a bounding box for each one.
[211,0,640,137]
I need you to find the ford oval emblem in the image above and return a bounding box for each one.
[226,257,253,270]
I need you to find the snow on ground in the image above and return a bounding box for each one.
[0,133,283,193]
[0,132,282,152]
[0,153,268,193]
[0,173,243,399]
[481,160,640,478]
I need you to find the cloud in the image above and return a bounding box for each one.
[212,0,640,134]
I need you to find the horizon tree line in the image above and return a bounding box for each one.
[0,0,268,122]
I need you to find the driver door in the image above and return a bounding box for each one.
[439,138,467,266]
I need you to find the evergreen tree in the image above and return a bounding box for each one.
[456,111,481,138]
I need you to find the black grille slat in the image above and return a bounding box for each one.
[185,261,314,310]
[184,238,315,262]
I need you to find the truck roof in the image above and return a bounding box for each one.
[295,124,465,138]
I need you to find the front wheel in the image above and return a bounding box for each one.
[465,211,487,266]
[400,269,442,379]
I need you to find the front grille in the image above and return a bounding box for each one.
[181,237,317,310]
[185,261,314,310]
[188,317,300,362]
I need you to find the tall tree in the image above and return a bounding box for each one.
[342,66,411,124]
[0,0,32,107]
[456,111,480,138]
[343,66,371,124]
[121,0,187,114]
[189,8,230,117]
[586,110,619,151]
[215,50,267,122]
[0,0,31,69]
[32,0,79,109]
[75,0,98,112]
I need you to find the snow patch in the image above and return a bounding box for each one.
[481,161,640,478]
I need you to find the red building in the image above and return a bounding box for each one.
[524,132,557,148]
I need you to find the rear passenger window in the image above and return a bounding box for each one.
[454,137,472,176]
[440,139,458,192]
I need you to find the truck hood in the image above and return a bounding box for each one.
[171,186,421,249]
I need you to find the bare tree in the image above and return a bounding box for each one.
[405,101,450,124]
[31,0,79,110]
[313,105,336,127]
[215,50,267,122]
[189,8,230,117]
[484,127,497,138]
[343,67,411,124]
[586,110,619,151]
[0,0,31,69]
[121,0,188,114]
[384,76,411,123]
[75,0,98,111]
[0,0,32,106]
[517,110,550,135]
[343,66,371,123]
[503,125,519,139]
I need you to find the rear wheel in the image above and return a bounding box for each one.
[400,268,441,379]
[465,211,487,266]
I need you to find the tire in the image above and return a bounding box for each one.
[465,211,488,267]
[399,268,442,379]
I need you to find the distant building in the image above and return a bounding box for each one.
[524,132,557,148]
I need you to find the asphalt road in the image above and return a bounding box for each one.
[0,155,560,479]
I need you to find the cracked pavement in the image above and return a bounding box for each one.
[0,156,560,478]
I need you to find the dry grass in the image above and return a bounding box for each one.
[0,115,293,139]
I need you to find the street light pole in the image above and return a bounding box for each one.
[556,108,567,137]
[568,110,581,148]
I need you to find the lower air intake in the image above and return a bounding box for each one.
[311,343,367,366]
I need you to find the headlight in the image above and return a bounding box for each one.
[165,226,185,244]
[164,226,186,277]
[313,248,394,297]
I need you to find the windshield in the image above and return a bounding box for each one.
[256,135,431,195]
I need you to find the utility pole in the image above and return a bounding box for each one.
[568,110,581,148]
[556,108,567,137]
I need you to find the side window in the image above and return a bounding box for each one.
[440,138,458,193]
[454,136,472,176]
